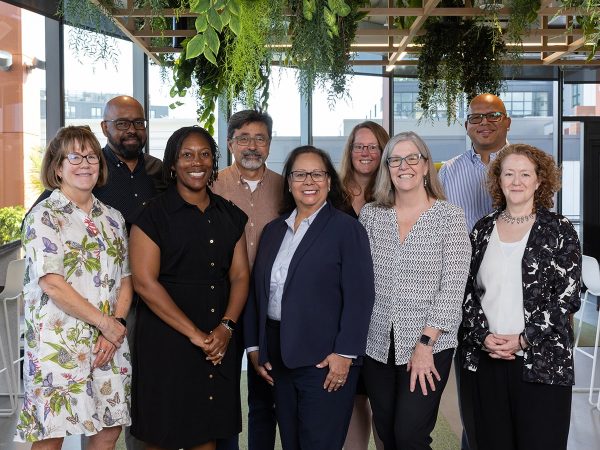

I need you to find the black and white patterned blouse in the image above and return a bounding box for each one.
[359,200,471,365]
[461,208,582,386]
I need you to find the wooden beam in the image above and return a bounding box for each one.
[543,37,587,64]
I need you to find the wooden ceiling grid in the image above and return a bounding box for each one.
[94,0,600,68]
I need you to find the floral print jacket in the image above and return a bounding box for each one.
[461,207,581,386]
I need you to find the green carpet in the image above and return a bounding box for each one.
[117,371,460,449]
[574,318,599,348]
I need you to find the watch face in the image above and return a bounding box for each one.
[419,335,431,346]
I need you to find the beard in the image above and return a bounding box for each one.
[239,150,265,170]
[107,134,145,161]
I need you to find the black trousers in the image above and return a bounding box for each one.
[454,350,477,450]
[472,354,572,450]
[363,347,454,450]
[266,319,357,450]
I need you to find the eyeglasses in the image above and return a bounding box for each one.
[289,170,329,182]
[352,144,380,153]
[179,150,212,162]
[65,153,100,165]
[387,153,425,168]
[466,112,505,124]
[104,119,148,130]
[230,135,269,147]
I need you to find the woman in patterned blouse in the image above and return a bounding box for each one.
[461,143,581,450]
[359,131,471,449]
[15,126,130,448]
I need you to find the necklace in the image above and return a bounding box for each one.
[499,209,535,225]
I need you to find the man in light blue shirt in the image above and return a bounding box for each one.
[438,93,511,450]
[439,93,511,231]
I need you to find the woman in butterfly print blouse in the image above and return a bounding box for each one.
[15,126,131,448]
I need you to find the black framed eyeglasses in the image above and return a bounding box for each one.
[289,170,329,182]
[352,144,380,153]
[65,153,100,165]
[230,135,269,147]
[466,112,505,124]
[104,119,148,130]
[387,153,425,168]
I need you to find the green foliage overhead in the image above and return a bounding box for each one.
[0,206,26,246]
[560,0,600,60]
[416,17,507,124]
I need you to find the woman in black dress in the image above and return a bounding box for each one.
[129,126,250,450]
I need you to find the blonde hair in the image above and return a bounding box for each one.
[41,126,107,189]
[372,131,446,207]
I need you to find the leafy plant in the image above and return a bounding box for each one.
[0,206,26,245]
[416,16,506,124]
[560,0,600,60]
[287,0,367,102]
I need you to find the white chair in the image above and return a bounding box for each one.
[0,258,25,416]
[574,255,600,411]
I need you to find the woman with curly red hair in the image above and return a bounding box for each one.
[461,143,581,450]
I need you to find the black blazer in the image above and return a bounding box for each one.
[461,208,581,386]
[243,202,375,369]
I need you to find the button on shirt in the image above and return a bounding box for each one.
[267,204,326,321]
[438,146,505,231]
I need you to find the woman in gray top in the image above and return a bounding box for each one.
[359,131,471,450]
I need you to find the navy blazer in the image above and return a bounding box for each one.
[243,202,375,369]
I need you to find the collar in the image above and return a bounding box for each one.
[102,145,144,171]
[284,202,327,230]
[164,184,217,214]
[469,140,509,163]
[48,189,102,214]
[231,162,267,186]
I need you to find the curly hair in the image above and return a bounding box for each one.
[339,121,390,208]
[280,146,345,215]
[487,143,561,210]
[162,126,220,187]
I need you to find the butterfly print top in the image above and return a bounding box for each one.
[16,189,132,441]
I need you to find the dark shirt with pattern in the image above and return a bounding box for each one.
[461,207,581,386]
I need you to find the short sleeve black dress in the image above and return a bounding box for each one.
[131,185,247,448]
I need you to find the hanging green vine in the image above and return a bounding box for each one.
[416,16,506,124]
[287,0,367,102]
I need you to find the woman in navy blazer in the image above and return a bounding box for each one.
[243,146,375,450]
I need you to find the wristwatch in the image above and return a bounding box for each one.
[220,318,236,332]
[115,317,127,327]
[419,334,435,347]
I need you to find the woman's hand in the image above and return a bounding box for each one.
[407,344,441,395]
[317,353,352,392]
[97,315,126,348]
[204,324,231,365]
[92,335,116,369]
[248,350,274,386]
[484,333,520,359]
[189,329,210,354]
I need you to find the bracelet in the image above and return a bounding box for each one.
[219,322,233,336]
[518,332,527,352]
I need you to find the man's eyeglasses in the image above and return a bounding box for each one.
[289,170,329,182]
[387,153,425,168]
[104,119,148,130]
[352,144,380,153]
[65,153,100,165]
[466,112,505,125]
[231,135,269,147]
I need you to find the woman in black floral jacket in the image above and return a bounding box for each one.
[461,143,581,450]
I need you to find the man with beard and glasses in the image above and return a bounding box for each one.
[28,95,164,450]
[30,95,164,229]
[211,110,283,450]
